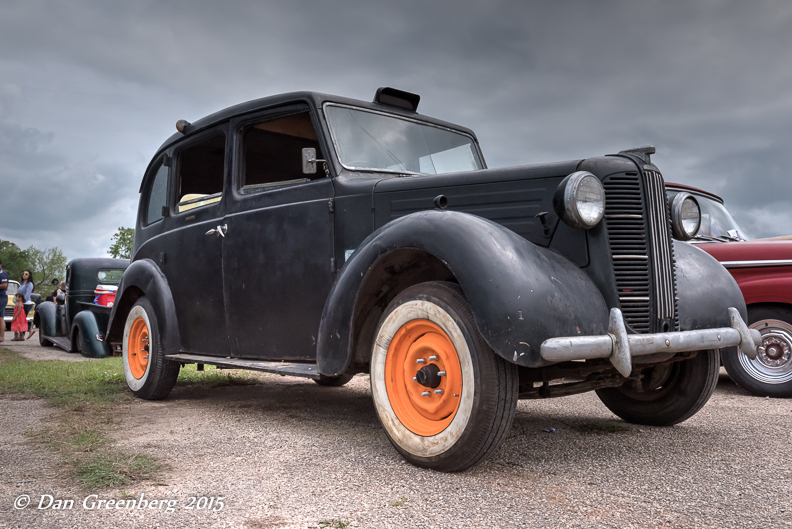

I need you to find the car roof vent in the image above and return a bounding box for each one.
[374,87,420,112]
[619,145,656,164]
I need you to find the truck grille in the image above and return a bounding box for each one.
[603,170,678,333]
[4,306,13,319]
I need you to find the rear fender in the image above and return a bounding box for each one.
[72,311,112,358]
[317,210,609,375]
[106,259,180,355]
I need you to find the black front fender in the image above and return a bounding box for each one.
[34,301,59,337]
[675,241,747,329]
[317,210,609,375]
[106,259,181,355]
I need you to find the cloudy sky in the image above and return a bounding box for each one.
[1,0,790,260]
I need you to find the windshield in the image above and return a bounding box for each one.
[97,269,125,284]
[668,190,750,241]
[325,105,484,175]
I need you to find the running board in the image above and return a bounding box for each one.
[166,354,320,379]
[47,336,72,352]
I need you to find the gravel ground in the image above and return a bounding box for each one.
[1,340,790,528]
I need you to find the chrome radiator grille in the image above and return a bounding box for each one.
[643,170,678,325]
[603,171,678,333]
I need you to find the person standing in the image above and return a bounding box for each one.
[0,260,8,342]
[10,293,27,341]
[18,270,35,339]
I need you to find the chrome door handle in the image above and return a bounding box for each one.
[205,224,227,237]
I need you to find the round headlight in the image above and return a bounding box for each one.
[553,171,605,230]
[670,192,701,241]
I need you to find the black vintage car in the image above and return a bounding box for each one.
[104,87,760,471]
[35,258,129,357]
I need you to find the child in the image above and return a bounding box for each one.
[10,293,28,341]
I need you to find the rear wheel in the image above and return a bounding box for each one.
[370,282,518,472]
[722,306,792,397]
[314,374,354,387]
[596,350,720,426]
[122,297,179,400]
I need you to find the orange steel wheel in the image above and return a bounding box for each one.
[127,317,150,380]
[384,319,463,436]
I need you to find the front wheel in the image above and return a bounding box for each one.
[122,297,180,400]
[370,282,518,472]
[722,306,792,397]
[596,350,720,426]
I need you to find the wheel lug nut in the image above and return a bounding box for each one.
[412,377,417,381]
[438,371,446,376]
[421,391,430,397]
[434,389,443,395]
[416,358,426,364]
[428,355,438,361]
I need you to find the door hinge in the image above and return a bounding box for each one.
[328,198,335,213]
[330,257,336,272]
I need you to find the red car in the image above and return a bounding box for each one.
[667,183,792,397]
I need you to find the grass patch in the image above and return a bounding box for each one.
[76,452,159,489]
[1,347,257,490]
[388,496,408,507]
[575,421,631,434]
[318,520,350,528]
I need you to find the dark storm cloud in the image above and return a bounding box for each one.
[0,0,791,259]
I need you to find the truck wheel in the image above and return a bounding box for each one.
[122,298,180,400]
[370,281,518,472]
[314,374,354,387]
[722,306,792,397]
[595,350,720,426]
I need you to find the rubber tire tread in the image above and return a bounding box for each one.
[378,281,519,472]
[722,305,792,397]
[595,349,720,426]
[127,298,180,400]
[314,374,354,387]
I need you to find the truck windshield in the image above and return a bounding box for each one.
[325,105,483,175]
[668,191,751,241]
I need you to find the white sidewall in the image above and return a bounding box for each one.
[371,299,475,458]
[123,304,153,392]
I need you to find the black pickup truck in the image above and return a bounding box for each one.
[102,87,759,471]
[35,257,128,357]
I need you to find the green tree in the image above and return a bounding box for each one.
[0,240,31,280]
[108,227,135,259]
[28,246,68,296]
[0,240,67,296]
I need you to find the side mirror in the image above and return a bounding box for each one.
[51,278,59,286]
[302,148,328,176]
[56,294,65,306]
[302,148,318,174]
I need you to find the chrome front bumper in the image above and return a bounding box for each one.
[540,307,762,377]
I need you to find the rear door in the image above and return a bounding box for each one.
[157,127,230,356]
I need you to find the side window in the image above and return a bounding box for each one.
[145,161,169,225]
[239,112,324,194]
[176,133,226,212]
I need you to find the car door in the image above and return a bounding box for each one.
[156,127,230,356]
[222,106,335,361]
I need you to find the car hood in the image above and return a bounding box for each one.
[694,238,792,263]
